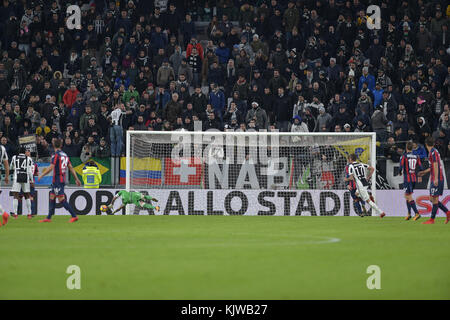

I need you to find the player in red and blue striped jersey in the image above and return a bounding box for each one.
[37,139,81,223]
[399,142,424,221]
[344,162,367,217]
[419,137,450,224]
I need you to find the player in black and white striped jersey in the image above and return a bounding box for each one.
[10,147,34,218]
[346,153,386,218]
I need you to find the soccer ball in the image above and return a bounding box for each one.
[100,205,109,213]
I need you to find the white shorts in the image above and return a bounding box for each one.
[11,182,31,193]
[355,180,370,202]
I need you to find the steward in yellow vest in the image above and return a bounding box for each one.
[82,160,102,188]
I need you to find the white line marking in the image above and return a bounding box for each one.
[172,235,342,247]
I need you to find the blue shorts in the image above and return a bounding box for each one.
[50,182,66,197]
[403,182,415,195]
[430,181,444,197]
[349,189,361,201]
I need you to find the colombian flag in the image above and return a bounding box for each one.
[120,157,162,185]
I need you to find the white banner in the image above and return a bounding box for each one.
[0,188,448,217]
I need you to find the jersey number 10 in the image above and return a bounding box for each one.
[408,158,417,171]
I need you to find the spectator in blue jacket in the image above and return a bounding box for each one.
[114,70,130,90]
[412,141,427,160]
[358,67,376,91]
[208,61,224,87]
[215,40,230,66]
[48,48,64,73]
[66,108,81,132]
[181,14,196,48]
[115,10,132,35]
[123,36,139,59]
[150,26,168,55]
[155,86,171,116]
[209,83,226,124]
[372,82,384,108]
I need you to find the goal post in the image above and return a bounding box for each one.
[125,130,377,216]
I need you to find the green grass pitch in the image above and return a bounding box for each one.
[1,215,449,300]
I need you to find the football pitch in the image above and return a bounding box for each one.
[1,215,449,300]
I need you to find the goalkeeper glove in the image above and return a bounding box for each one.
[152,197,159,202]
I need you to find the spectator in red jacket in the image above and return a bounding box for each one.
[186,36,204,60]
[63,84,80,109]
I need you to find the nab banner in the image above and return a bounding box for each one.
[0,189,448,217]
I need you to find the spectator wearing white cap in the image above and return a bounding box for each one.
[314,106,332,132]
[344,123,352,132]
[246,101,268,130]
[40,94,56,122]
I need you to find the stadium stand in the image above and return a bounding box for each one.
[0,0,448,165]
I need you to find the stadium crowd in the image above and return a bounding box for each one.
[0,0,449,161]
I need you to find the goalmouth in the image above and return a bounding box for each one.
[125,130,377,216]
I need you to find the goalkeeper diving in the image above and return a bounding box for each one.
[107,190,160,214]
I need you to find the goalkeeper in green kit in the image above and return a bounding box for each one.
[108,190,160,214]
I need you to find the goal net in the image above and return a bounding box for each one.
[125,130,376,216]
